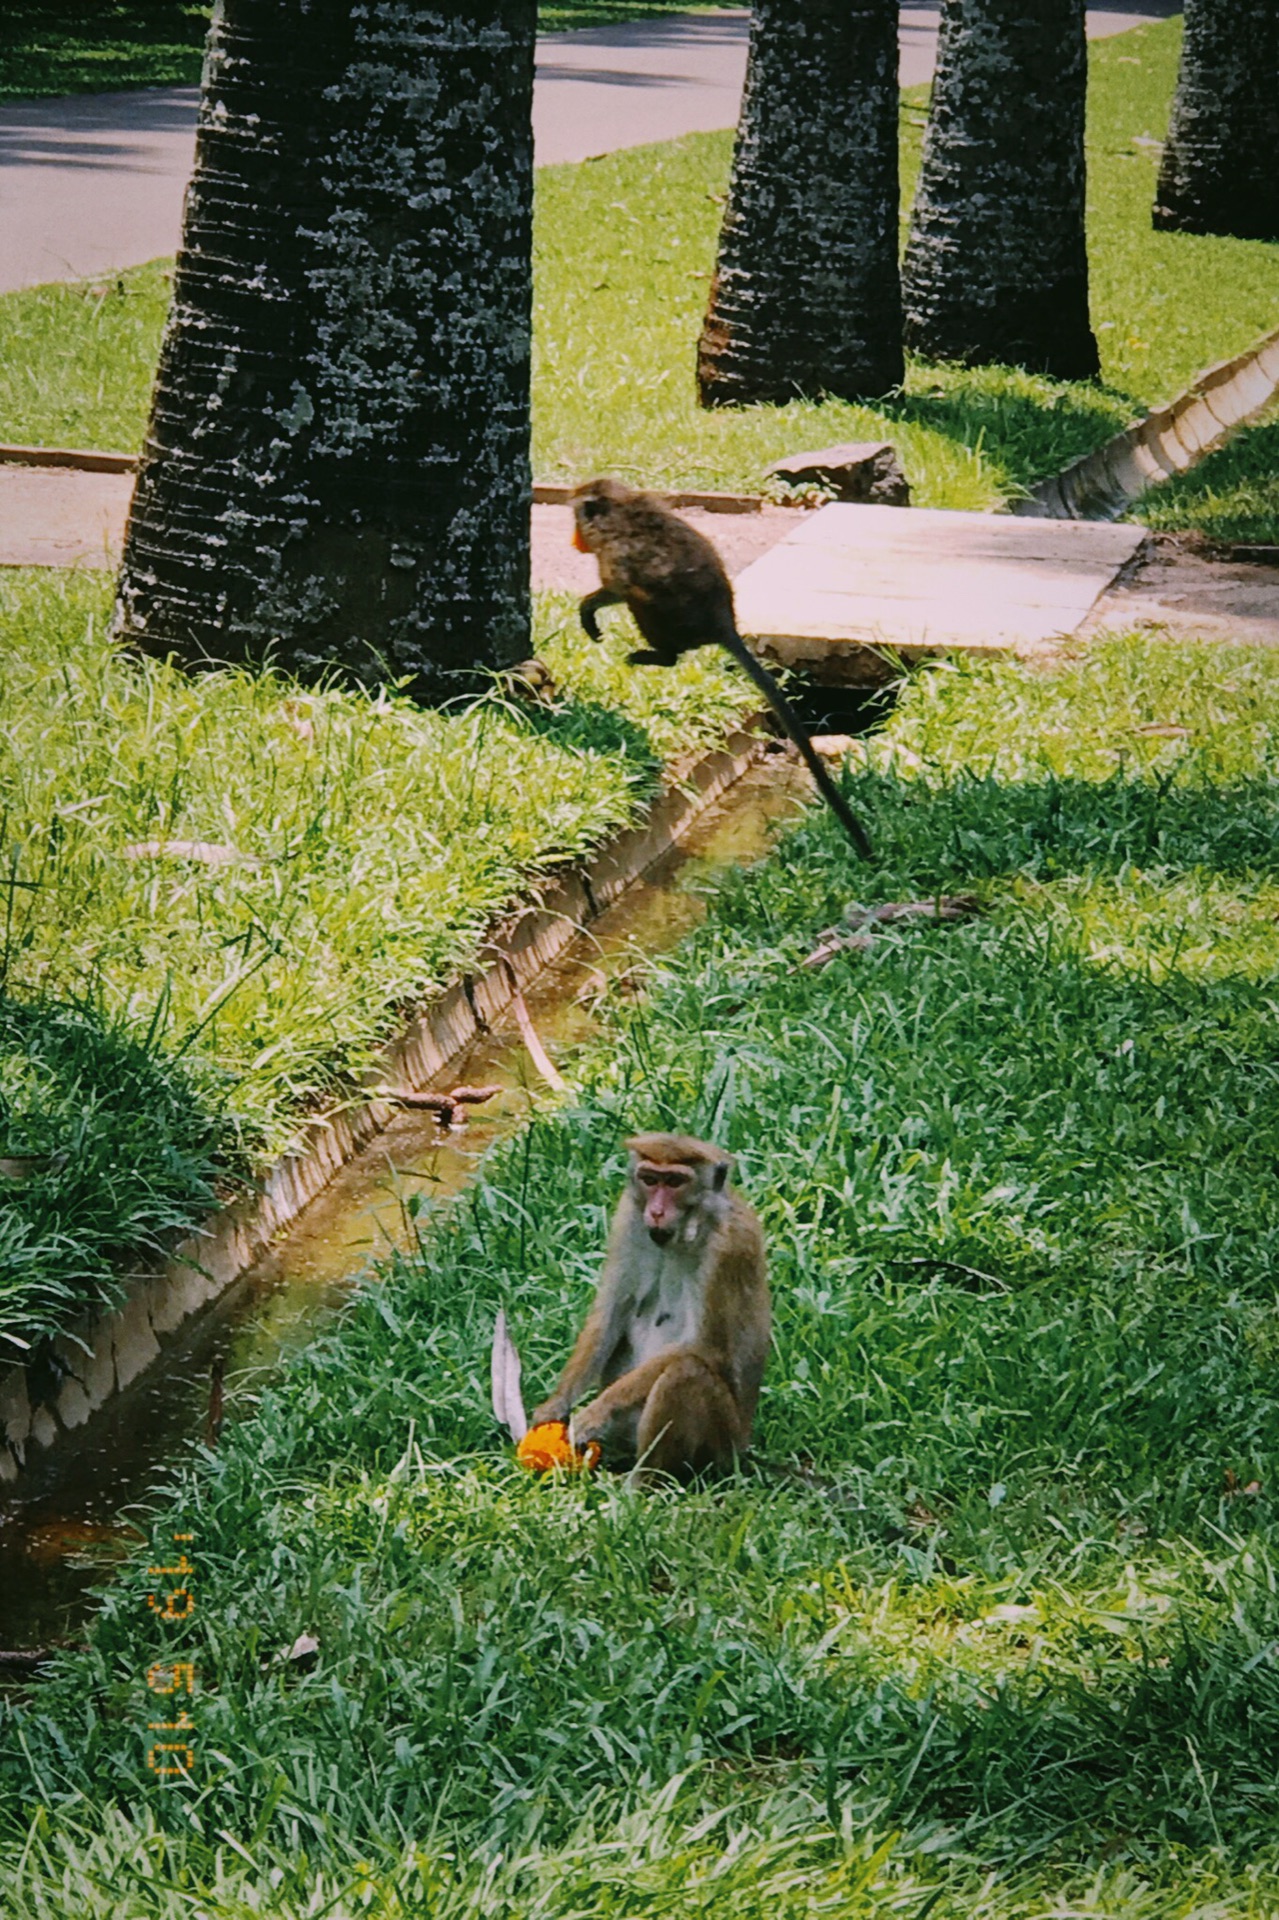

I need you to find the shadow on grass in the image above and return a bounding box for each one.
[809,1590,1279,1858]
[885,372,1141,490]
[851,762,1279,885]
[514,693,662,788]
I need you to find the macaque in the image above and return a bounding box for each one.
[571,477,873,861]
[530,1133,770,1480]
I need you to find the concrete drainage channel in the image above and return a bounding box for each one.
[1011,321,1279,523]
[0,747,818,1646]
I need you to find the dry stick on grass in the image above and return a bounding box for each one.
[803,895,982,969]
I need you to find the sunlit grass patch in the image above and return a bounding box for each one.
[6,632,1279,1911]
[1009,866,1279,983]
[0,993,222,1342]
[0,570,750,1163]
[0,261,172,452]
[882,632,1279,786]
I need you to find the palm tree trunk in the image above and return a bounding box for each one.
[902,0,1099,381]
[697,0,903,408]
[1153,0,1279,241]
[116,0,535,701]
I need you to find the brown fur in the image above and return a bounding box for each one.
[570,477,873,861]
[530,1132,771,1481]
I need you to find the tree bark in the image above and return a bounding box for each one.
[1153,0,1279,242]
[902,0,1099,381]
[116,1,535,700]
[697,0,903,408]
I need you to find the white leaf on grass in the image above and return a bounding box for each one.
[491,1310,527,1442]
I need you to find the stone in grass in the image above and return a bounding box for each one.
[767,441,911,506]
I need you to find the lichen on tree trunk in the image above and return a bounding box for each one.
[1153,0,1279,242]
[115,1,536,701]
[697,0,903,408]
[902,0,1099,382]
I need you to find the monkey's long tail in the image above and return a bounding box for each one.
[724,633,874,862]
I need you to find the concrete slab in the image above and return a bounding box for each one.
[531,498,794,594]
[733,503,1147,674]
[0,461,132,567]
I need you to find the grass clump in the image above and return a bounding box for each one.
[0,262,173,453]
[0,993,222,1343]
[5,630,1279,1916]
[7,21,1278,512]
[0,569,749,1176]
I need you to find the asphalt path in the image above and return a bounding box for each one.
[0,4,1180,294]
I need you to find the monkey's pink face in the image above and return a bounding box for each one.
[634,1162,692,1246]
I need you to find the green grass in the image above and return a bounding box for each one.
[0,3,738,104]
[0,261,173,452]
[5,629,1279,1916]
[0,3,210,102]
[5,21,1278,512]
[534,17,1279,503]
[540,1,740,29]
[0,994,223,1344]
[0,569,749,1193]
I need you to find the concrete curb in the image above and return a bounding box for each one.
[0,442,138,474]
[0,725,765,1485]
[0,448,773,517]
[1010,323,1279,521]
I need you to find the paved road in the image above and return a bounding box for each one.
[0,4,1180,294]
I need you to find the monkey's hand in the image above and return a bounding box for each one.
[529,1395,570,1429]
[568,1404,604,1449]
[579,588,623,643]
[566,1393,619,1458]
